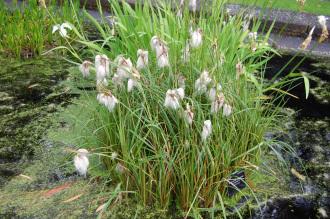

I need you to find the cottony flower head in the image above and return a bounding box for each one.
[184,103,194,125]
[150,36,170,68]
[211,93,225,114]
[164,89,182,110]
[318,16,328,28]
[116,55,133,79]
[97,90,118,112]
[151,36,161,50]
[190,28,203,48]
[137,49,149,70]
[157,51,170,68]
[208,83,222,101]
[74,149,89,178]
[52,22,72,38]
[115,163,127,174]
[195,70,212,94]
[79,60,93,78]
[201,120,212,141]
[95,54,110,81]
[223,103,232,117]
[127,68,141,92]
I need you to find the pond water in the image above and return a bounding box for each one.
[252,56,330,218]
[0,55,328,218]
[0,57,75,185]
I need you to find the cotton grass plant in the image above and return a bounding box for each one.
[56,0,296,217]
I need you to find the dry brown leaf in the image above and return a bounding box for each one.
[291,168,306,182]
[62,193,83,203]
[18,174,33,180]
[43,182,72,198]
[96,203,106,213]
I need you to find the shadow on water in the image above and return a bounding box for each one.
[266,55,329,118]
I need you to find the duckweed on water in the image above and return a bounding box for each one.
[0,57,72,184]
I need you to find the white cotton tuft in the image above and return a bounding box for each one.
[95,54,110,80]
[116,56,133,79]
[150,36,160,50]
[201,120,212,141]
[52,22,72,37]
[195,70,212,94]
[190,29,203,48]
[157,53,170,68]
[79,61,92,78]
[208,83,222,101]
[136,49,149,70]
[211,93,225,114]
[318,16,328,28]
[184,104,194,125]
[52,25,60,34]
[164,89,180,110]
[209,88,217,102]
[127,78,139,92]
[223,104,232,117]
[96,65,107,81]
[74,149,89,177]
[151,37,170,68]
[97,91,118,112]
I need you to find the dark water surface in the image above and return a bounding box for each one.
[252,56,330,219]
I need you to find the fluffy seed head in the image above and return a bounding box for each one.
[137,49,149,70]
[190,28,203,48]
[201,120,212,141]
[164,89,181,110]
[223,103,233,117]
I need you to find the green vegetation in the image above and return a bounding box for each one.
[0,0,81,58]
[50,0,307,217]
[229,0,330,16]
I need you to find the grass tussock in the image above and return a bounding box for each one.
[54,0,301,217]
